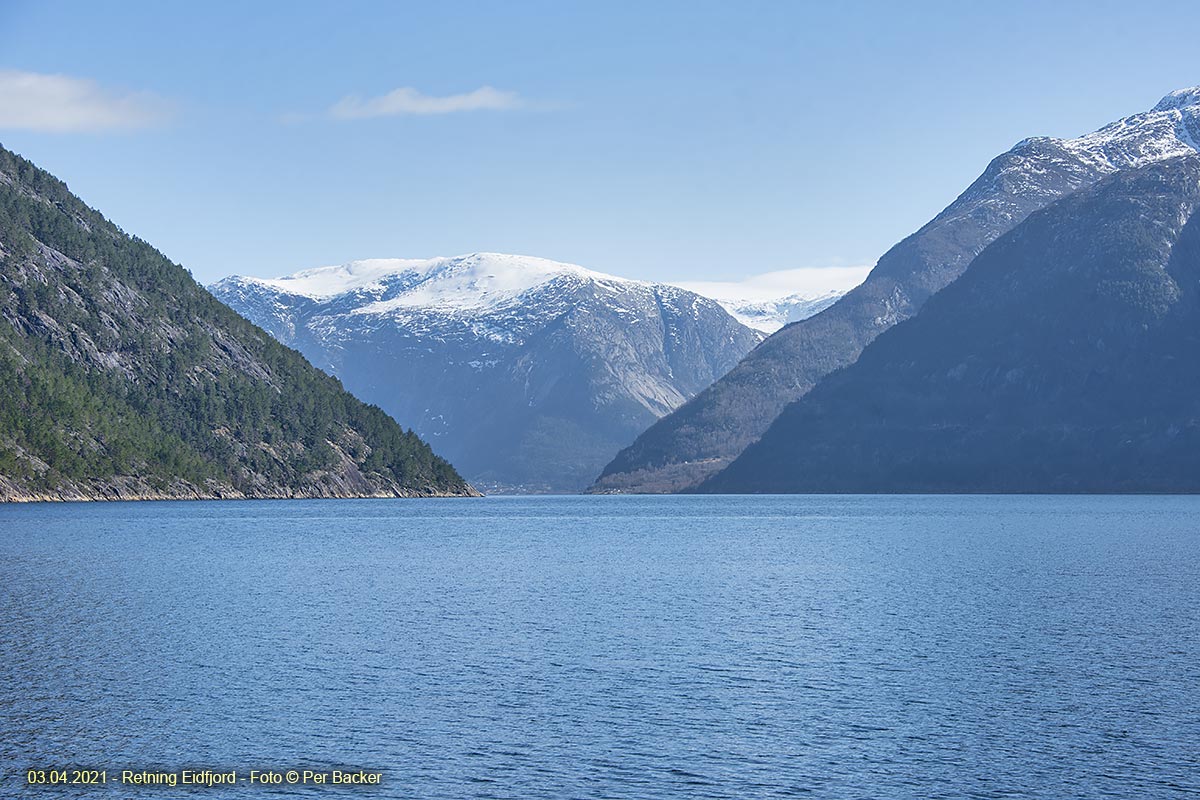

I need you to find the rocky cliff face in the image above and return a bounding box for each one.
[705,155,1200,493]
[212,254,761,492]
[0,145,476,501]
[592,87,1200,493]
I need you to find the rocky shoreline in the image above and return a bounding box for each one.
[0,475,482,503]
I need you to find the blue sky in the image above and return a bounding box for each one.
[0,0,1198,285]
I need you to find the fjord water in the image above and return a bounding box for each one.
[1,496,1197,799]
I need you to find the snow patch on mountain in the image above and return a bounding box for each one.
[221,252,867,334]
[1153,87,1200,113]
[211,252,762,493]
[1023,86,1200,173]
[673,265,871,332]
[234,253,623,305]
[353,254,640,315]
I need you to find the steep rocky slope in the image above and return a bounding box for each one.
[213,254,761,492]
[705,155,1200,493]
[0,145,476,501]
[592,88,1200,493]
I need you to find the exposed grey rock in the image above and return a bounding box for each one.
[704,155,1200,493]
[593,87,1200,493]
[212,254,761,492]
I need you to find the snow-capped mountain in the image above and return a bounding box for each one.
[707,152,1200,493]
[211,253,762,493]
[672,266,871,332]
[709,292,841,333]
[593,86,1200,494]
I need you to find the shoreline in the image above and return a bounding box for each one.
[0,480,482,504]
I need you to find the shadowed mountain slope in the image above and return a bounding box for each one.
[592,88,1200,493]
[704,155,1200,493]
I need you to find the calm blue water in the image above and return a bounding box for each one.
[1,495,1198,799]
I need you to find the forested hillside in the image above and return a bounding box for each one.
[0,145,476,500]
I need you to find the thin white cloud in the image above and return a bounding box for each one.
[329,85,523,119]
[673,265,873,303]
[0,69,171,132]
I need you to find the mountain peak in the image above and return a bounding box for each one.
[212,254,763,493]
[1003,87,1200,177]
[222,253,626,303]
[1154,86,1200,113]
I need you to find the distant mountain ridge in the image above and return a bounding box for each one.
[212,253,761,492]
[591,87,1200,494]
[0,145,475,501]
[708,290,843,333]
[671,265,869,333]
[705,154,1200,492]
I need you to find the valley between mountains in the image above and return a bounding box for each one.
[210,255,851,493]
[5,87,1200,498]
[594,86,1200,493]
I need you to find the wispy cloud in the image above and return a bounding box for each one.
[673,266,873,302]
[0,69,171,133]
[329,85,524,119]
